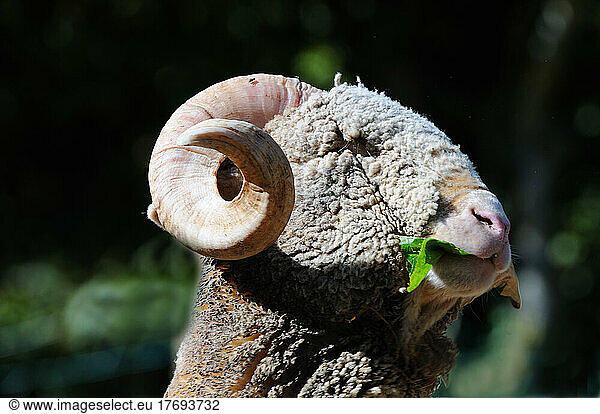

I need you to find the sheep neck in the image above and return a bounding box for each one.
[166,259,463,397]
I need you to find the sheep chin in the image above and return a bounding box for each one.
[425,254,498,298]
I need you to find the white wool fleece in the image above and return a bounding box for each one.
[265,79,482,275]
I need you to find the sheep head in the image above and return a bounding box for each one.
[148,74,520,325]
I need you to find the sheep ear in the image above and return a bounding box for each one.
[493,262,521,309]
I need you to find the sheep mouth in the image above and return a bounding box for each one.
[430,254,498,297]
[475,246,510,273]
[436,235,509,273]
[485,254,498,266]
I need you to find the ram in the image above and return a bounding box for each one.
[147,74,521,397]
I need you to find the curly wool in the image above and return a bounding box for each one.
[267,78,480,237]
[166,260,461,398]
[258,79,482,322]
[166,78,483,398]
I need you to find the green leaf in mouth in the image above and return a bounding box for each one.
[397,236,473,292]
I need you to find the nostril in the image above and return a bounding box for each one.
[473,210,493,226]
[471,208,510,239]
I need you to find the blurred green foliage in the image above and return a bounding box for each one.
[0,237,196,395]
[438,281,546,397]
[63,240,195,349]
[293,44,344,87]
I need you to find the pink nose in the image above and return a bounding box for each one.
[471,208,510,242]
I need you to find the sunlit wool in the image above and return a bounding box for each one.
[150,75,519,397]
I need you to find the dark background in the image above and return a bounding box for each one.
[1,0,599,397]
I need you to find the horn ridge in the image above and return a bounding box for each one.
[148,75,321,259]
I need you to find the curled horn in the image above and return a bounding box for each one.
[148,74,321,259]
